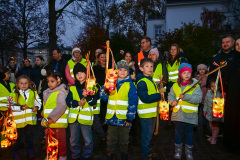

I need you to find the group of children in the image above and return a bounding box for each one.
[0,56,223,160]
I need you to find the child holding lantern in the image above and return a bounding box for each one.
[168,63,202,160]
[66,63,98,160]
[135,58,163,160]
[42,72,68,160]
[10,75,42,160]
[203,80,223,144]
[100,60,138,160]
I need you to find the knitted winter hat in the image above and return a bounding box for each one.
[117,60,129,73]
[73,63,86,78]
[150,48,159,59]
[197,64,208,72]
[178,63,192,77]
[72,47,81,61]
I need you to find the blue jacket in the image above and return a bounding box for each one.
[66,83,98,108]
[100,75,138,126]
[136,73,161,103]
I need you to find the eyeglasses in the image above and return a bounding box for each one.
[141,41,149,45]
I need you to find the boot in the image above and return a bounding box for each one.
[121,152,128,160]
[185,144,194,160]
[106,153,113,160]
[174,143,182,159]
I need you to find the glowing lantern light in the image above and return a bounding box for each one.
[159,101,169,120]
[212,97,224,118]
[85,52,97,96]
[105,69,118,92]
[47,136,58,160]
[104,40,118,92]
[1,131,11,148]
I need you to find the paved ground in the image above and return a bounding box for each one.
[0,120,240,160]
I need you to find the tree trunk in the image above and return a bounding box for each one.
[23,0,27,59]
[49,0,57,57]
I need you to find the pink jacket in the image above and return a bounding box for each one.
[65,63,75,86]
[195,74,208,104]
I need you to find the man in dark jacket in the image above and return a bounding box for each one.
[49,48,67,82]
[16,59,32,79]
[207,35,236,91]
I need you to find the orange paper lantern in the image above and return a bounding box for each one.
[212,97,224,118]
[104,69,118,92]
[47,136,58,160]
[159,101,169,120]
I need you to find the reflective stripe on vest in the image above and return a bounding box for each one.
[11,90,37,128]
[68,86,94,125]
[136,78,158,118]
[106,82,130,120]
[166,58,182,82]
[68,59,87,80]
[0,83,15,111]
[93,99,101,114]
[43,91,69,128]
[172,83,199,113]
[137,51,149,67]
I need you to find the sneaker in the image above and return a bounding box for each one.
[211,139,217,144]
[207,137,212,142]
[143,154,152,160]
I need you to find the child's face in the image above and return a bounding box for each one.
[3,71,10,81]
[149,51,157,62]
[140,62,153,76]
[199,69,206,75]
[181,71,191,81]
[118,68,128,80]
[210,82,216,92]
[17,78,30,91]
[76,72,86,83]
[47,76,60,90]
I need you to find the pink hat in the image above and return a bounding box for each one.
[150,48,159,59]
[197,64,208,72]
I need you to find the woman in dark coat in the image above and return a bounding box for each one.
[223,38,240,151]
[31,56,45,90]
[16,58,32,79]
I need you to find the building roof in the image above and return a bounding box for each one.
[167,0,225,5]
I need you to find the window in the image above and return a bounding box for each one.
[155,26,162,38]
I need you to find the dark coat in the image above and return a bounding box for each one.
[49,58,67,82]
[16,65,32,79]
[223,51,240,150]
[93,65,106,86]
[31,64,44,90]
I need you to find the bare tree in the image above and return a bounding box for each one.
[12,0,48,58]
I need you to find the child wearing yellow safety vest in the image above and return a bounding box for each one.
[168,63,202,160]
[100,60,138,160]
[10,75,42,160]
[0,67,15,116]
[66,63,98,160]
[136,58,162,160]
[42,72,68,160]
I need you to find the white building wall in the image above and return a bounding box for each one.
[166,3,224,31]
[147,19,166,45]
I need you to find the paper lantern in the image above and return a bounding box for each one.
[1,131,11,148]
[212,97,224,118]
[104,69,118,92]
[86,78,96,95]
[159,101,169,120]
[47,136,58,160]
[6,113,18,140]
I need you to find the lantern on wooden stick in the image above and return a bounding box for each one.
[85,52,97,96]
[212,62,225,118]
[212,62,225,117]
[104,41,118,92]
[159,101,169,120]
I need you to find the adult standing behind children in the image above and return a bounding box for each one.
[65,47,87,86]
[100,60,138,160]
[49,48,67,82]
[135,36,152,75]
[7,58,18,83]
[31,56,45,91]
[122,51,135,80]
[16,58,32,79]
[136,58,163,159]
